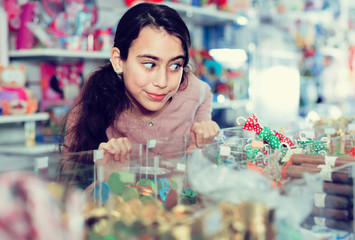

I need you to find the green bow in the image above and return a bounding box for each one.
[258,127,281,149]
[245,146,261,159]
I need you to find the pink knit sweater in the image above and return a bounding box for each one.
[106,72,213,145]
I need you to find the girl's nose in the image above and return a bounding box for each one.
[152,68,168,88]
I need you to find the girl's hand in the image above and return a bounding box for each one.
[98,137,132,162]
[190,120,220,148]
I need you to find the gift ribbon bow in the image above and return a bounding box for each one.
[297,139,318,155]
[245,146,264,159]
[258,127,281,149]
[243,114,262,134]
[314,140,329,154]
[275,132,295,147]
[242,114,295,150]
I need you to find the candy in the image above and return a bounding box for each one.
[121,187,139,202]
[136,185,154,197]
[165,189,178,210]
[108,172,125,195]
[94,182,110,205]
[136,178,156,191]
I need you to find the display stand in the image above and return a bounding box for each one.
[0,112,56,155]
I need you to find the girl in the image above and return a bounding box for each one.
[63,3,219,167]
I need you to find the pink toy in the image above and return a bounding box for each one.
[16,2,40,49]
[40,62,84,110]
[4,0,21,31]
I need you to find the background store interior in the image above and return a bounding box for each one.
[0,0,355,153]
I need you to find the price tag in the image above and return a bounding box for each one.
[314,192,326,208]
[281,148,305,163]
[318,164,332,181]
[219,146,231,156]
[94,149,104,162]
[251,140,264,148]
[176,163,186,172]
[148,139,156,148]
[325,156,336,167]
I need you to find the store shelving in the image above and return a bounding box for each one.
[0,112,49,124]
[0,143,56,155]
[212,99,250,110]
[9,49,110,62]
[163,2,244,25]
[8,3,250,112]
[0,112,56,155]
[100,2,245,26]
[7,3,244,62]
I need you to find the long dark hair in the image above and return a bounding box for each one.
[62,3,191,154]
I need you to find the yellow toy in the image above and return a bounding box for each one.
[0,65,38,115]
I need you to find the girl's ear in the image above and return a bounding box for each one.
[110,47,123,74]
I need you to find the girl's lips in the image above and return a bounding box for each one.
[146,92,167,101]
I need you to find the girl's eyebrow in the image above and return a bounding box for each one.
[137,54,186,62]
[137,54,158,60]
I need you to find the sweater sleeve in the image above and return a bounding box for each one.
[194,79,213,122]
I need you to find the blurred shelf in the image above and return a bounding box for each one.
[0,143,57,155]
[0,112,49,124]
[164,2,242,25]
[278,9,335,24]
[319,47,347,58]
[212,99,250,110]
[106,2,245,26]
[9,49,110,62]
[8,4,246,63]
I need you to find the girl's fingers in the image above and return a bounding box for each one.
[120,138,132,162]
[98,142,115,154]
[98,138,133,162]
[191,121,220,147]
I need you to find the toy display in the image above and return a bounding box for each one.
[3,0,21,32]
[0,65,38,115]
[40,62,84,110]
[124,0,163,7]
[0,171,85,240]
[285,153,355,233]
[2,1,355,239]
[38,0,98,50]
[16,1,40,49]
[1,122,355,238]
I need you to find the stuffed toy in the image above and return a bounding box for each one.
[0,101,9,115]
[0,65,38,115]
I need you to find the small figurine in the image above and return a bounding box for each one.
[0,65,38,115]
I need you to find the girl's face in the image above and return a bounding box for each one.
[119,26,185,117]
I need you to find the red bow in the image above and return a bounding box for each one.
[275,132,295,147]
[243,114,262,134]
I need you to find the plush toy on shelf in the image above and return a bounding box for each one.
[0,101,9,115]
[0,65,38,115]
